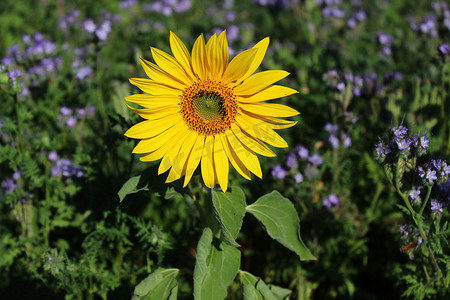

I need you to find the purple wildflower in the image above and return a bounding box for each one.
[1,178,16,193]
[82,19,96,33]
[426,169,437,183]
[66,116,77,127]
[431,199,444,213]
[295,145,309,159]
[96,20,111,41]
[409,188,421,201]
[76,66,92,80]
[60,107,72,116]
[48,151,59,162]
[323,194,339,209]
[286,153,297,168]
[396,137,413,150]
[375,140,391,160]
[439,44,450,55]
[272,164,287,180]
[294,173,303,183]
[308,154,323,165]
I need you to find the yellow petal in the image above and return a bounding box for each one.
[226,130,262,178]
[125,94,180,109]
[213,135,229,192]
[257,116,298,129]
[139,57,186,89]
[166,130,197,183]
[129,78,182,96]
[241,103,300,117]
[183,134,205,187]
[234,70,290,96]
[201,136,216,188]
[192,34,206,80]
[169,31,196,80]
[124,113,182,139]
[222,48,257,85]
[151,47,194,83]
[236,114,288,148]
[239,37,270,82]
[139,126,189,161]
[206,33,219,79]
[126,104,179,120]
[231,123,275,157]
[132,122,185,154]
[219,134,251,180]
[158,132,186,175]
[217,30,229,77]
[237,85,298,103]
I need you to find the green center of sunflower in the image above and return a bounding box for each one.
[192,92,226,123]
[180,79,238,136]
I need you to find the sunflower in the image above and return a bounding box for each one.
[125,31,299,192]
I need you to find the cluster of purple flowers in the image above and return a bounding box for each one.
[48,151,84,179]
[1,33,61,92]
[57,105,95,128]
[323,194,339,209]
[323,69,403,98]
[142,0,192,16]
[272,144,322,182]
[324,123,351,149]
[0,170,32,202]
[417,159,450,184]
[410,2,450,37]
[375,125,431,162]
[399,224,423,246]
[376,31,393,57]
[119,0,139,9]
[317,0,366,28]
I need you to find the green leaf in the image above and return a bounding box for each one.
[193,228,241,300]
[131,267,179,300]
[211,186,247,247]
[246,191,315,261]
[118,174,149,202]
[240,271,293,300]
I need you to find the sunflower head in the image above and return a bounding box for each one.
[125,31,299,192]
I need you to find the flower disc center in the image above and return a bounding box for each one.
[180,79,238,136]
[192,92,225,123]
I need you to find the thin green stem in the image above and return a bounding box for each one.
[419,184,433,216]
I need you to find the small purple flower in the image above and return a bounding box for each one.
[295,145,309,159]
[322,7,345,18]
[60,107,72,116]
[308,154,323,165]
[426,169,437,183]
[409,188,421,201]
[82,19,96,33]
[392,125,408,138]
[328,134,339,148]
[324,123,338,133]
[431,199,443,213]
[1,178,16,193]
[76,108,86,117]
[286,153,297,168]
[439,44,450,55]
[76,66,92,80]
[119,0,138,9]
[272,164,287,180]
[323,194,339,209]
[342,133,351,147]
[418,135,429,150]
[294,173,303,183]
[375,140,391,160]
[336,82,345,91]
[66,116,77,127]
[396,137,412,150]
[96,20,111,41]
[376,32,393,46]
[399,224,410,236]
[48,151,59,162]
